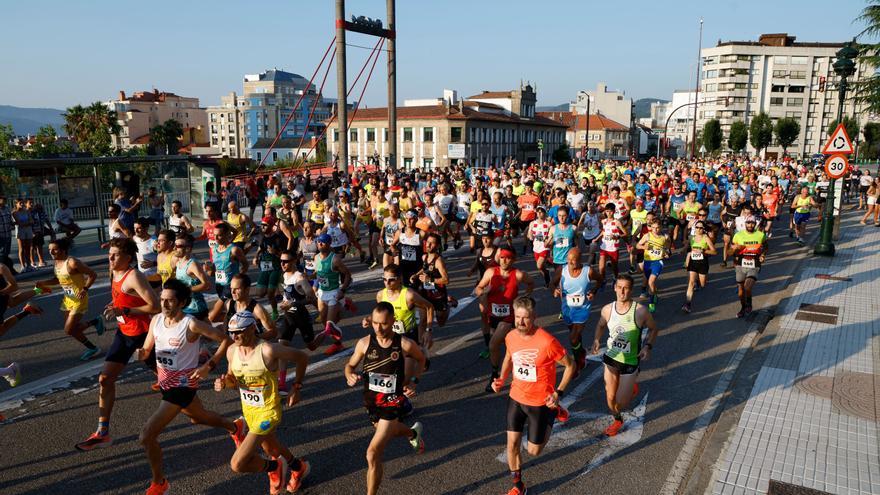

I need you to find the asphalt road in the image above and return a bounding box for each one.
[0,212,819,495]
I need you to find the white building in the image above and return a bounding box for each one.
[570,83,633,127]
[698,33,873,158]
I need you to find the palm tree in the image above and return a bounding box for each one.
[63,102,121,155]
[854,2,880,113]
[62,104,86,142]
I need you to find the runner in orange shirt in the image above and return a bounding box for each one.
[516,187,540,254]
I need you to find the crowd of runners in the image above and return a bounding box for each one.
[0,154,866,495]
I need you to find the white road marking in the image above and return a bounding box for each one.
[578,392,649,477]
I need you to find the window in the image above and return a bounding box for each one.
[770,97,784,106]
[704,70,718,79]
[403,127,413,142]
[773,56,788,65]
[791,56,808,65]
[785,112,803,119]
[771,85,785,93]
[210,114,217,122]
[773,70,787,78]
[704,83,717,92]
[787,98,804,106]
[789,86,805,93]
[256,152,262,161]
[272,152,278,162]
[403,157,413,170]
[790,71,806,79]
[704,56,717,65]
[366,128,376,141]
[332,129,338,141]
[423,127,433,142]
[720,54,737,63]
[382,128,388,142]
[349,129,358,142]
[450,127,462,142]
[423,158,433,170]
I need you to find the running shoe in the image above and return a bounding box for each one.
[4,362,21,387]
[268,455,289,495]
[454,239,462,250]
[323,342,344,356]
[744,305,753,316]
[324,321,343,341]
[409,422,425,454]
[145,478,169,495]
[93,317,105,336]
[286,458,311,493]
[23,303,43,315]
[400,396,414,418]
[150,382,161,392]
[478,348,490,359]
[506,485,528,495]
[369,260,379,270]
[230,416,246,449]
[448,295,458,308]
[736,308,746,318]
[648,303,656,313]
[720,260,727,268]
[788,229,794,238]
[681,302,691,314]
[557,312,563,320]
[80,347,101,361]
[343,297,357,313]
[271,309,279,321]
[75,432,113,451]
[627,266,637,275]
[556,405,570,423]
[639,290,649,300]
[604,419,625,437]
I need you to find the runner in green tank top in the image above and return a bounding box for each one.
[313,234,351,356]
[591,274,659,437]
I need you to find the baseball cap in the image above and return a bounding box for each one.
[317,233,332,244]
[261,216,276,227]
[404,209,418,219]
[745,216,758,224]
[228,311,256,331]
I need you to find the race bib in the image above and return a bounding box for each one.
[422,281,436,291]
[260,261,274,272]
[368,372,397,394]
[741,258,756,268]
[116,315,126,324]
[686,214,696,222]
[566,294,585,307]
[491,303,510,317]
[513,362,537,382]
[401,247,416,261]
[156,350,177,369]
[535,234,545,242]
[215,271,229,284]
[392,320,408,335]
[523,204,534,211]
[610,335,632,353]
[690,252,704,261]
[316,275,328,290]
[304,258,315,271]
[63,286,77,297]
[649,248,663,258]
[239,386,265,407]
[603,235,616,243]
[208,239,218,250]
[555,237,569,248]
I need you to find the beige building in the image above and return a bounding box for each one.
[698,33,873,158]
[106,89,208,151]
[326,84,567,170]
[537,111,630,159]
[206,92,245,158]
[570,83,633,127]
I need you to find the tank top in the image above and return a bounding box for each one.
[599,220,621,253]
[211,244,239,286]
[315,252,340,291]
[689,236,712,262]
[487,267,518,319]
[308,201,325,225]
[680,202,701,223]
[669,194,685,218]
[642,233,667,261]
[153,314,199,390]
[175,259,208,314]
[477,246,498,277]
[299,237,318,272]
[381,287,416,335]
[226,212,247,243]
[231,342,280,417]
[326,221,348,248]
[157,252,175,284]
[383,217,401,245]
[363,333,405,407]
[134,235,158,278]
[473,211,494,237]
[630,209,648,235]
[561,265,591,309]
[552,224,575,264]
[795,195,812,213]
[281,271,308,312]
[111,269,151,337]
[398,230,422,266]
[55,258,86,299]
[168,214,186,234]
[605,301,641,366]
[420,254,446,300]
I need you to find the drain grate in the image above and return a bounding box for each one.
[795,303,839,325]
[768,480,832,495]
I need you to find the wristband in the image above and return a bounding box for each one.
[556,389,565,398]
[292,382,303,390]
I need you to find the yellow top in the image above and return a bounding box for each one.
[226,212,248,243]
[55,258,86,299]
[157,252,175,284]
[230,342,281,421]
[642,233,667,261]
[381,287,415,334]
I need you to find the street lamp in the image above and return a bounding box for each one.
[814,40,857,256]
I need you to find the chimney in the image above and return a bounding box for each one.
[119,91,126,101]
[457,100,463,113]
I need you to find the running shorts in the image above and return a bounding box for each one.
[793,212,810,225]
[161,386,198,408]
[506,398,555,445]
[561,301,590,325]
[642,259,664,278]
[600,249,619,263]
[106,331,157,370]
[603,353,639,375]
[735,266,760,283]
[256,270,282,289]
[317,288,340,306]
[277,307,315,344]
[61,294,89,315]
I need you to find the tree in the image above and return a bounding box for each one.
[0,124,23,159]
[552,143,571,163]
[63,102,121,156]
[862,122,880,159]
[749,112,774,155]
[148,119,183,155]
[854,2,880,113]
[31,125,58,157]
[774,117,801,156]
[702,119,723,154]
[728,120,748,153]
[826,116,860,143]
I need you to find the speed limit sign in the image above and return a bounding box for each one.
[824,154,848,179]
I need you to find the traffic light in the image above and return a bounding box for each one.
[819,76,826,92]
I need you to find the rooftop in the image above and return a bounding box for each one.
[244,69,308,83]
[716,33,845,49]
[334,104,566,127]
[537,111,628,131]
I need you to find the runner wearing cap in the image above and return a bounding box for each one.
[313,232,350,354]
[398,210,424,287]
[682,221,717,313]
[215,311,312,494]
[474,248,534,391]
[727,216,768,318]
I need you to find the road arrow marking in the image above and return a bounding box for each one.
[578,392,649,477]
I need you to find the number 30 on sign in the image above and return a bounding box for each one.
[824,154,848,180]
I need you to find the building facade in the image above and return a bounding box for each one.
[326,85,567,170]
[206,92,244,158]
[570,83,633,127]
[106,89,208,151]
[537,111,630,159]
[697,33,873,158]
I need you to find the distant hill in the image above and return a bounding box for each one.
[634,98,668,119]
[536,103,569,112]
[0,105,66,136]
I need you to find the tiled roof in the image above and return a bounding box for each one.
[131,134,151,145]
[250,138,309,149]
[335,105,566,127]
[537,111,628,131]
[467,91,513,99]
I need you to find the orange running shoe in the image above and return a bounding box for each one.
[323,342,344,356]
[632,382,639,397]
[286,458,311,493]
[230,416,246,448]
[506,485,528,495]
[75,432,113,451]
[145,478,169,495]
[268,455,289,495]
[604,419,625,437]
[556,405,570,423]
[150,382,161,392]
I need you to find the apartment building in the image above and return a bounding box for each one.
[570,83,634,127]
[537,111,631,159]
[697,33,873,158]
[105,89,208,151]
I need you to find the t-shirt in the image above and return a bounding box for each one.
[54,207,74,226]
[506,327,566,407]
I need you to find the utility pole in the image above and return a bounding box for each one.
[387,0,397,172]
[335,0,348,178]
[690,17,703,160]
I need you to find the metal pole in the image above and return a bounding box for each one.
[691,18,703,160]
[585,96,590,161]
[335,0,348,179]
[387,0,397,173]
[814,73,847,256]
[93,163,106,244]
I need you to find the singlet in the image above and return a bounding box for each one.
[732,230,766,268]
[472,211,494,237]
[325,221,348,249]
[707,203,723,223]
[134,235,158,278]
[581,212,601,240]
[231,342,281,419]
[529,220,552,253]
[157,252,175,284]
[315,252,340,291]
[308,201,325,225]
[552,223,575,264]
[383,217,401,246]
[561,265,591,310]
[153,314,199,390]
[680,202,701,223]
[55,258,86,299]
[434,194,454,215]
[490,204,507,231]
[175,259,208,315]
[420,253,446,300]
[226,212,248,243]
[630,209,648,235]
[111,269,151,337]
[398,230,422,267]
[281,271,308,312]
[689,236,712,262]
[599,220,621,253]
[668,194,686,218]
[642,233,667,261]
[477,246,498,277]
[203,219,222,251]
[168,214,187,235]
[363,333,405,407]
[487,267,518,320]
[381,287,416,335]
[605,301,642,366]
[299,237,318,273]
[211,244,239,286]
[795,196,812,214]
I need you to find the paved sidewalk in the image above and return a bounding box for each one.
[710,219,880,495]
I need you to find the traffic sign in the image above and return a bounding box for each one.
[821,123,854,155]
[537,139,544,150]
[824,153,848,179]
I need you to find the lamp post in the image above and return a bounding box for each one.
[814,41,858,256]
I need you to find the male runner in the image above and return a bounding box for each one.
[526,206,553,287]
[314,233,350,354]
[552,248,596,375]
[591,274,659,436]
[173,233,212,320]
[635,220,671,312]
[344,302,427,495]
[76,238,161,451]
[491,296,576,495]
[206,222,248,302]
[727,217,768,317]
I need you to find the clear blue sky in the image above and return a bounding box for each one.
[0,0,870,110]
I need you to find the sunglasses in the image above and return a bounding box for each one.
[383,277,397,282]
[174,244,190,248]
[227,328,247,335]
[280,259,292,264]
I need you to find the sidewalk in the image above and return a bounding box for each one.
[710,218,880,494]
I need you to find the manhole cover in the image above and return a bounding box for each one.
[795,376,833,399]
[768,479,831,494]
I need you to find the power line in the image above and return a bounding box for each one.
[346,42,392,53]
